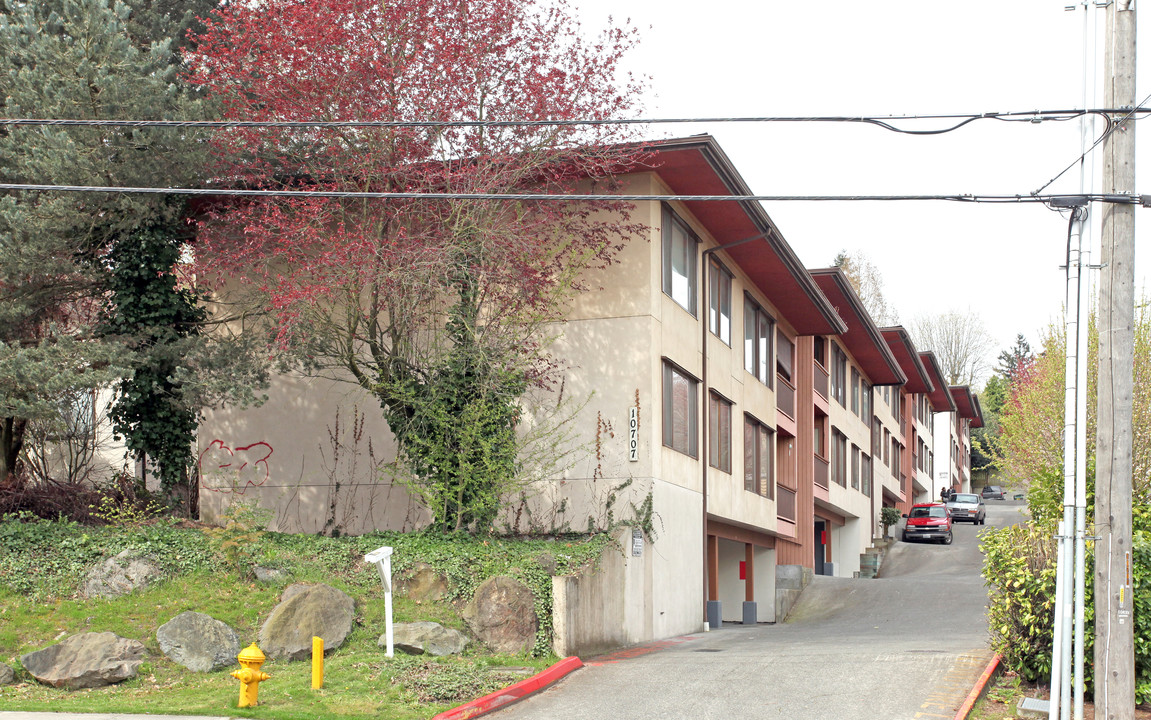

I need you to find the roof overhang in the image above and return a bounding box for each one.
[880,327,933,394]
[918,352,957,413]
[950,386,985,428]
[646,137,847,336]
[809,269,906,385]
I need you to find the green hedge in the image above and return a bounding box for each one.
[982,508,1151,703]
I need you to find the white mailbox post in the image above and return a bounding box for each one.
[364,546,394,658]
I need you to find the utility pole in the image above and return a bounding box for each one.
[1096,2,1136,719]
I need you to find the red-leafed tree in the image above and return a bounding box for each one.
[188,0,648,531]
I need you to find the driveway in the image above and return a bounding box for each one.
[493,500,1027,720]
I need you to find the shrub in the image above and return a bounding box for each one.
[981,523,1064,683]
[983,510,1151,703]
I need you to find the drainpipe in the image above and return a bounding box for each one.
[699,231,768,626]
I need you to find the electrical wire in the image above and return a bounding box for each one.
[0,181,1138,205]
[0,108,1134,132]
[1032,93,1151,195]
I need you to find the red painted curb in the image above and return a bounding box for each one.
[953,653,1002,720]
[431,656,584,720]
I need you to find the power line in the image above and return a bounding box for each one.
[0,107,1141,132]
[0,182,1139,206]
[1032,92,1151,195]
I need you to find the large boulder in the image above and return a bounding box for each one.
[0,662,14,685]
[461,576,537,654]
[156,611,241,672]
[82,549,163,599]
[21,632,145,689]
[259,583,354,661]
[397,563,449,603]
[388,622,468,657]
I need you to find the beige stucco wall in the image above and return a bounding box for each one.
[551,479,704,656]
[197,373,425,534]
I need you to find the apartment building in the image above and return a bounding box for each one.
[934,386,984,494]
[195,134,983,654]
[805,269,905,576]
[918,352,958,500]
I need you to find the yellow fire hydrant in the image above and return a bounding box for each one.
[232,643,271,708]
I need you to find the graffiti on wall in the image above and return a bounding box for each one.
[198,439,273,494]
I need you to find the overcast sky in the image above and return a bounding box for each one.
[571,0,1145,386]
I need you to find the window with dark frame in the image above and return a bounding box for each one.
[831,427,848,486]
[850,367,860,415]
[743,296,774,387]
[743,415,774,498]
[708,392,732,473]
[813,335,827,367]
[662,361,698,457]
[708,258,732,345]
[851,444,860,490]
[776,330,795,384]
[662,205,698,315]
[831,343,847,406]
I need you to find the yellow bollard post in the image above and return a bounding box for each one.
[311,636,324,689]
[232,643,271,708]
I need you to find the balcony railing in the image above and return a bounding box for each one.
[777,486,797,523]
[814,456,829,489]
[777,374,795,419]
[814,362,829,399]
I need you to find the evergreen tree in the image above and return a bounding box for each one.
[0,0,234,489]
[996,333,1034,385]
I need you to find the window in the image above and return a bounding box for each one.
[850,367,860,415]
[662,362,698,457]
[776,330,795,384]
[708,259,732,344]
[813,336,827,367]
[831,427,848,486]
[851,444,860,490]
[708,393,732,472]
[814,418,826,459]
[861,453,872,497]
[744,296,773,386]
[883,429,891,466]
[744,415,774,498]
[831,343,847,406]
[662,206,698,314]
[861,380,872,422]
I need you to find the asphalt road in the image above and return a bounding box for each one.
[493,499,1028,720]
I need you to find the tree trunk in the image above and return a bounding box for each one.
[1,416,28,486]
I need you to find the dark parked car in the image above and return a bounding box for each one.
[902,503,953,544]
[946,493,986,524]
[981,485,1006,500]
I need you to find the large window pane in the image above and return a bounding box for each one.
[709,261,731,344]
[709,393,731,472]
[663,362,698,457]
[744,419,755,492]
[662,207,696,315]
[757,313,771,385]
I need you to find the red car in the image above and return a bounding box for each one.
[901,503,953,545]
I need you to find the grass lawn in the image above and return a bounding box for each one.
[0,514,610,719]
